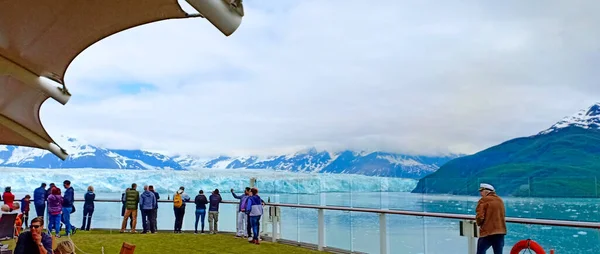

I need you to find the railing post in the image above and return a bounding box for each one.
[379,213,387,254]
[318,208,325,251]
[271,206,278,243]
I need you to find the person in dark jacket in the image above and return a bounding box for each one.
[14,217,53,254]
[149,185,159,232]
[140,185,157,234]
[194,190,209,234]
[81,186,95,231]
[208,189,222,234]
[33,183,47,217]
[120,183,140,233]
[21,195,31,228]
[61,180,75,236]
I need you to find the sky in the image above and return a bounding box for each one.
[40,0,600,157]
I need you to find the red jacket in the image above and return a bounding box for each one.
[2,192,15,210]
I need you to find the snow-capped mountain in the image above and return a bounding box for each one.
[177,149,460,178]
[0,135,183,170]
[0,135,458,178]
[539,103,600,135]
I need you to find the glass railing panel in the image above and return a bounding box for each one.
[279,207,299,242]
[297,178,320,206]
[387,214,425,254]
[323,179,351,207]
[324,210,352,250]
[297,208,318,245]
[422,217,466,253]
[351,177,382,209]
[350,211,380,254]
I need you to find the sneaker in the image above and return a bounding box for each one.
[247,237,253,241]
[194,231,198,234]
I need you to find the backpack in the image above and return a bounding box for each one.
[173,193,183,208]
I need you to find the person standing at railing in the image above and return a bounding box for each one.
[245,187,263,245]
[194,190,208,234]
[120,183,140,233]
[140,185,157,234]
[33,183,47,218]
[2,186,14,210]
[231,187,250,238]
[208,189,222,234]
[20,195,31,228]
[173,186,190,233]
[80,185,95,231]
[45,183,56,232]
[47,187,63,238]
[475,183,507,254]
[61,180,75,236]
[149,185,159,232]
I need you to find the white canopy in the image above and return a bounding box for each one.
[0,0,243,160]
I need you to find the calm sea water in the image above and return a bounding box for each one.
[18,191,597,254]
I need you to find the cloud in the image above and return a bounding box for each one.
[40,0,600,157]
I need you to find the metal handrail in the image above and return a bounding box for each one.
[63,199,600,230]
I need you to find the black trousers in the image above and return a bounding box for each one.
[141,209,155,233]
[81,207,94,230]
[173,206,186,231]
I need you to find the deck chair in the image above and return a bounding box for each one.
[119,242,136,254]
[0,212,18,241]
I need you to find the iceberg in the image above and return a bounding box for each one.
[0,168,418,194]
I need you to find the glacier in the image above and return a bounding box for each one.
[0,135,460,178]
[0,168,418,194]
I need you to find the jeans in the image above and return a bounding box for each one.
[49,214,61,236]
[236,212,247,236]
[81,207,94,231]
[34,204,45,217]
[477,234,505,254]
[208,211,219,233]
[195,209,206,233]
[173,206,186,232]
[250,215,261,240]
[61,207,72,235]
[121,209,138,232]
[141,209,155,233]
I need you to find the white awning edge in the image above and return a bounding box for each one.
[0,114,69,160]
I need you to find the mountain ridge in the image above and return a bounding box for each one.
[413,103,600,197]
[0,136,459,178]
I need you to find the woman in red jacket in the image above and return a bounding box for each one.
[2,186,15,210]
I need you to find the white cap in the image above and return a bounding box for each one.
[479,183,495,191]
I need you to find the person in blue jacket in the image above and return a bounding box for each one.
[245,187,264,244]
[140,185,157,234]
[33,183,47,217]
[61,180,75,236]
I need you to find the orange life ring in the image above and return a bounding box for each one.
[510,239,546,254]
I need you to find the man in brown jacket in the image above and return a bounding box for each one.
[476,183,506,254]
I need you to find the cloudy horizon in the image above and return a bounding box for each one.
[39,0,600,157]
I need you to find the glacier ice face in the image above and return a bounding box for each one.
[0,168,418,194]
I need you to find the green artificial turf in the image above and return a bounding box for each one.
[2,230,319,254]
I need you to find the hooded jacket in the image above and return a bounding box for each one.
[47,194,63,215]
[476,192,507,237]
[140,190,157,210]
[2,191,14,210]
[245,195,263,217]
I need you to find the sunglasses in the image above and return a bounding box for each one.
[30,225,41,229]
